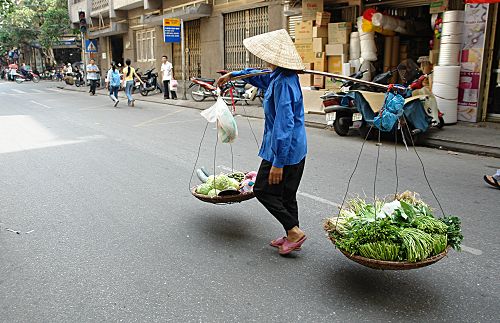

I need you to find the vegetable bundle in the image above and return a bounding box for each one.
[195,168,257,198]
[324,191,463,263]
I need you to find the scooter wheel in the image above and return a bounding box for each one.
[190,84,206,102]
[140,89,148,96]
[333,111,352,136]
[221,87,239,105]
[32,75,40,83]
[15,77,23,84]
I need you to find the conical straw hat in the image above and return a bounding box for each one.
[243,29,305,71]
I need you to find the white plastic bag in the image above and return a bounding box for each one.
[170,79,178,92]
[201,96,238,143]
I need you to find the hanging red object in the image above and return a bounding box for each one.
[363,8,378,22]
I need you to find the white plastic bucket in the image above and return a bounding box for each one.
[432,82,459,100]
[435,97,458,124]
[432,66,461,87]
[442,22,464,35]
[443,10,465,23]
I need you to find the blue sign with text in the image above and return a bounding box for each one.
[163,18,181,43]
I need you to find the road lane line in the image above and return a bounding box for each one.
[30,100,54,109]
[133,109,185,127]
[11,89,27,94]
[461,245,483,255]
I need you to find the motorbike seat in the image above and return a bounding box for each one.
[196,77,215,84]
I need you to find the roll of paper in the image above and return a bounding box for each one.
[342,63,352,76]
[440,33,463,44]
[439,44,462,66]
[350,32,361,60]
[384,37,393,70]
[442,22,464,35]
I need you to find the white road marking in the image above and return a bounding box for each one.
[461,245,483,256]
[30,100,53,109]
[218,165,341,207]
[32,89,45,93]
[133,109,185,127]
[11,89,26,94]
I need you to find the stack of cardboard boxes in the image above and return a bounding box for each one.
[325,22,352,89]
[294,7,352,90]
[294,11,331,88]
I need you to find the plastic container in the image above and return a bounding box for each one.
[432,82,459,100]
[432,66,461,87]
[443,10,465,23]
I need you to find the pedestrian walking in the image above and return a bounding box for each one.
[106,62,121,107]
[122,59,144,107]
[86,59,100,96]
[161,55,177,100]
[484,169,500,189]
[216,29,307,255]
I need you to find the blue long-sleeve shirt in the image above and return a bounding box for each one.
[231,68,307,168]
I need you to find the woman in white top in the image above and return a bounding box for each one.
[160,55,177,100]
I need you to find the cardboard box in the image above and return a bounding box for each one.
[325,43,349,57]
[299,74,314,87]
[295,42,314,63]
[295,37,313,44]
[312,38,328,53]
[313,75,325,88]
[302,0,323,21]
[429,50,440,65]
[313,26,328,38]
[316,12,331,26]
[313,52,327,72]
[328,22,352,44]
[295,21,313,40]
[327,55,345,74]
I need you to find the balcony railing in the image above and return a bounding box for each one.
[92,0,109,12]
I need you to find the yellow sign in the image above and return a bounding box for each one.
[163,18,180,27]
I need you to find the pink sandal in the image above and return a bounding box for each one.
[270,237,302,250]
[279,235,307,255]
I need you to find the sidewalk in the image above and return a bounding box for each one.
[59,84,500,158]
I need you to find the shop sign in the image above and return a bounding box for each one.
[163,18,181,43]
[430,0,449,14]
[457,3,489,122]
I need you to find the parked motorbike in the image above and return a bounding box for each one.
[140,68,162,96]
[15,70,40,83]
[73,69,85,87]
[189,70,264,104]
[323,59,443,143]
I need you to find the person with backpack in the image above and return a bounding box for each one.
[122,59,144,107]
[106,62,121,107]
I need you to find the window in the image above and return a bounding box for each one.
[136,29,156,62]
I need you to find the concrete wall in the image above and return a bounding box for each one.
[200,14,224,79]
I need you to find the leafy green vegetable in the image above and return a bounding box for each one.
[358,241,401,261]
[440,216,463,251]
[431,234,448,256]
[400,228,433,262]
[207,189,220,198]
[196,183,212,195]
[411,216,448,234]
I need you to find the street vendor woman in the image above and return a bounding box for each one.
[217,29,307,255]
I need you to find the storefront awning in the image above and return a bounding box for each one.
[89,22,129,38]
[143,3,212,26]
[53,38,78,49]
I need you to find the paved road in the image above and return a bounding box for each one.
[1,80,499,322]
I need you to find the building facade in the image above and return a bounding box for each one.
[68,0,286,83]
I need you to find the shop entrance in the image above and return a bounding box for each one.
[486,17,500,121]
[110,36,124,67]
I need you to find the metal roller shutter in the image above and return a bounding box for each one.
[173,19,201,78]
[224,7,269,71]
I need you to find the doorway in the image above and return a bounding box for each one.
[110,36,124,67]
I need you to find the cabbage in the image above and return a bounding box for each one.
[205,174,235,191]
[229,178,240,190]
[207,189,220,198]
[196,183,212,195]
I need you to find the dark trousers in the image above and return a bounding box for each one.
[254,158,305,232]
[163,80,177,99]
[89,79,97,94]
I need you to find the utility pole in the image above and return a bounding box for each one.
[181,19,187,100]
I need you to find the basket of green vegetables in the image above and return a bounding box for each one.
[323,191,463,270]
[191,168,256,204]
